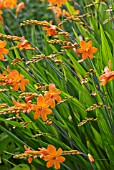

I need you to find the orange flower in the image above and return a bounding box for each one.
[7,70,29,91]
[48,0,66,7]
[17,36,35,50]
[16,2,25,16]
[0,40,9,60]
[100,66,114,86]
[45,83,61,108]
[0,67,29,91]
[0,0,17,9]
[43,21,57,36]
[33,95,52,121]
[77,41,98,60]
[13,100,33,113]
[43,145,65,169]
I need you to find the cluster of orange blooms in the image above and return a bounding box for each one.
[24,144,65,169]
[13,144,94,169]
[0,0,25,19]
[0,0,17,9]
[12,83,61,121]
[0,38,34,61]
[0,66,29,91]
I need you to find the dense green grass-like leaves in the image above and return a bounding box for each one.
[0,0,114,170]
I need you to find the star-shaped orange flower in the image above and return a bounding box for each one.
[77,41,98,60]
[43,145,65,169]
[33,95,52,121]
[45,83,61,108]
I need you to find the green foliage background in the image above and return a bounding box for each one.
[0,0,114,170]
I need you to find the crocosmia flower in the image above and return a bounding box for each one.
[43,145,65,169]
[43,21,57,36]
[33,95,52,121]
[45,83,61,108]
[100,66,114,86]
[77,41,98,60]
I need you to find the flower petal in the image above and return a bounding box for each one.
[56,148,63,156]
[34,111,40,119]
[49,83,56,92]
[51,100,55,108]
[46,159,55,168]
[90,47,98,53]
[41,113,47,121]
[37,95,44,106]
[80,41,86,48]
[54,161,60,169]
[55,96,61,102]
[20,83,25,91]
[57,156,65,163]
[47,145,56,155]
[87,41,92,48]
[28,157,32,163]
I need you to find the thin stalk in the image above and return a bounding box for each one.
[8,9,23,36]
